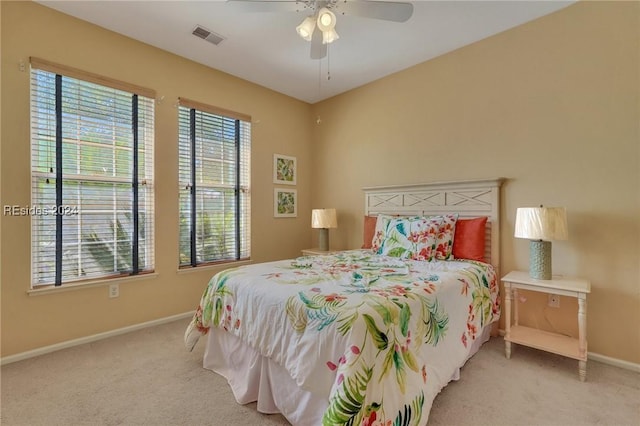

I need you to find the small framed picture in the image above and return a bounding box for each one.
[274,188,297,218]
[273,154,296,185]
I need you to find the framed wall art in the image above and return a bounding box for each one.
[274,188,297,218]
[273,154,296,185]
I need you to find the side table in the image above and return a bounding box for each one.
[502,270,591,381]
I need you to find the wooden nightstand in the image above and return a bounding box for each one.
[301,248,341,256]
[501,270,591,381]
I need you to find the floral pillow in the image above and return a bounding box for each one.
[373,215,442,261]
[371,214,395,253]
[434,213,459,260]
[371,214,415,253]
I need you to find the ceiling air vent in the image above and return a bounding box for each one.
[192,25,225,46]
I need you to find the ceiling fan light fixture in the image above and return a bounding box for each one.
[316,7,336,31]
[296,15,316,41]
[322,28,339,44]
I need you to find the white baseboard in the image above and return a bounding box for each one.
[587,351,640,373]
[1,311,194,366]
[496,328,640,373]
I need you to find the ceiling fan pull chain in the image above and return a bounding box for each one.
[317,54,322,97]
[327,45,331,81]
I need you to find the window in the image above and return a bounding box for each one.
[178,98,251,267]
[30,58,155,287]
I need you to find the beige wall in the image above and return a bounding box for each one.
[0,1,313,357]
[311,1,640,364]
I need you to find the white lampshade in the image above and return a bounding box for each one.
[311,208,337,229]
[514,207,568,241]
[316,8,336,31]
[322,28,339,44]
[296,16,316,41]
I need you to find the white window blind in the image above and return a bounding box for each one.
[178,101,251,266]
[30,63,154,287]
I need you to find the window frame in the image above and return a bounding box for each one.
[177,97,251,268]
[29,57,155,288]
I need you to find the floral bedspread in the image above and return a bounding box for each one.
[184,250,499,426]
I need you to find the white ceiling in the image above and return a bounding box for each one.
[37,0,575,104]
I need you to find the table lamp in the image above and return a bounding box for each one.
[311,208,337,251]
[514,206,568,280]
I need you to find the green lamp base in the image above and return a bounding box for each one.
[318,228,329,251]
[529,240,551,280]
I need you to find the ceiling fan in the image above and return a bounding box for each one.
[227,0,414,59]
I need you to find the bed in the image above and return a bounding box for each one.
[185,178,504,426]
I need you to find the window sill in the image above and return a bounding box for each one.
[176,259,252,275]
[27,272,158,296]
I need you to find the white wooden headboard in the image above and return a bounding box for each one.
[363,178,505,274]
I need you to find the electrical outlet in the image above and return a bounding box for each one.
[548,294,560,308]
[109,283,119,298]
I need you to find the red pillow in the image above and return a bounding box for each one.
[453,217,488,262]
[362,215,378,249]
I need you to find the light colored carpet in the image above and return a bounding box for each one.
[1,318,638,426]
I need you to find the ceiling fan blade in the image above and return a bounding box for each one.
[226,0,311,13]
[335,1,413,23]
[310,28,327,59]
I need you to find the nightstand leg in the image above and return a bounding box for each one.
[578,296,587,381]
[579,360,587,382]
[513,288,519,326]
[504,283,512,359]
